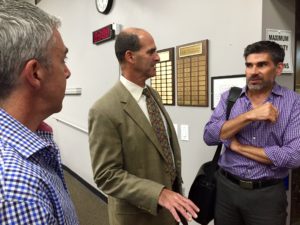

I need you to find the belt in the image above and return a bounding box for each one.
[220,169,282,190]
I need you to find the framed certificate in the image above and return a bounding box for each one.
[211,74,246,109]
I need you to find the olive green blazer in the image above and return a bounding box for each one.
[88,81,182,225]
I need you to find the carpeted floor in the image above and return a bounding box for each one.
[64,169,109,225]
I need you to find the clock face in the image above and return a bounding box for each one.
[96,0,113,14]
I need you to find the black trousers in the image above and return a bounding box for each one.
[214,170,287,225]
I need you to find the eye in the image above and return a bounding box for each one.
[245,63,252,68]
[147,48,157,55]
[257,62,268,68]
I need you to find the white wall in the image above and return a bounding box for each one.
[35,0,295,224]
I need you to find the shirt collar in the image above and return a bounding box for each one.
[120,75,145,101]
[271,82,283,96]
[0,108,53,159]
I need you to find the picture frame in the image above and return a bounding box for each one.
[211,74,246,109]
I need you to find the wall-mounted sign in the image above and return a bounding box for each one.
[266,29,293,73]
[93,24,115,45]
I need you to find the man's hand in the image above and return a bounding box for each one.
[247,102,278,123]
[220,102,278,140]
[158,188,199,223]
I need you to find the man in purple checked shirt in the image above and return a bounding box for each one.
[204,40,300,225]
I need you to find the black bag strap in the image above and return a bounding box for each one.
[211,86,242,164]
[226,87,243,121]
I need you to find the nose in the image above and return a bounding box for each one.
[65,65,71,79]
[247,65,259,75]
[154,52,160,62]
[252,65,258,74]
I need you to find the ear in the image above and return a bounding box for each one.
[21,59,44,89]
[124,50,135,64]
[275,62,284,76]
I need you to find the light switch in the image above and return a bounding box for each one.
[180,124,189,141]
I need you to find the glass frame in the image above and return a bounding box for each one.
[211,74,246,109]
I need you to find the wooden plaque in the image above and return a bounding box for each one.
[151,48,175,105]
[176,40,208,107]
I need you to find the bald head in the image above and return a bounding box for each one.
[122,27,146,35]
[115,27,150,63]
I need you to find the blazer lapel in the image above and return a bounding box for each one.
[115,82,164,157]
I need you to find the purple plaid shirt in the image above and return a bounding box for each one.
[204,83,300,180]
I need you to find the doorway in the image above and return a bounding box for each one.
[291,1,300,224]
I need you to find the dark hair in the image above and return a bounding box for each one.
[114,31,141,63]
[243,40,285,65]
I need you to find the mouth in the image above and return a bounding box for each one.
[249,78,261,83]
[248,75,262,84]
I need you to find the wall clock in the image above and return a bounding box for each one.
[96,0,113,14]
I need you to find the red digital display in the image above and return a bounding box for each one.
[93,24,115,45]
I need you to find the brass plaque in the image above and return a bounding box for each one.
[199,71,206,76]
[151,48,175,105]
[199,61,206,66]
[176,40,208,106]
[159,51,170,62]
[199,81,206,86]
[179,43,203,58]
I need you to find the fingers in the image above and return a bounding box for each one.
[266,103,278,123]
[169,207,181,223]
[180,195,199,216]
[251,102,279,122]
[271,107,279,123]
[169,197,198,222]
[158,188,200,223]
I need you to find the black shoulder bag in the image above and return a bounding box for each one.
[188,87,242,225]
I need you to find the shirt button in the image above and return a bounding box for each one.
[252,136,256,140]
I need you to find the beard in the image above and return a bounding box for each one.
[247,75,273,91]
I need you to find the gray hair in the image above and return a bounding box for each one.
[0,0,61,99]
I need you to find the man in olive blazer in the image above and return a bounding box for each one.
[88,28,198,225]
